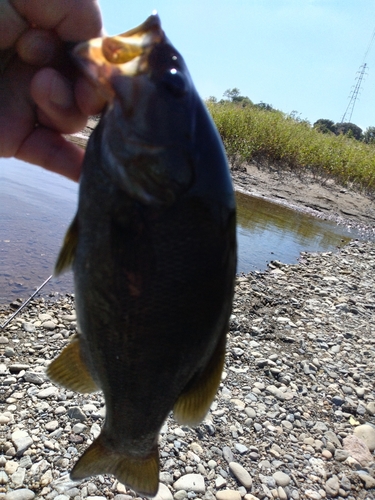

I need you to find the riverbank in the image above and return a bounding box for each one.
[69,120,375,237]
[1,242,375,499]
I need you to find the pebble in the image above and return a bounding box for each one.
[325,475,340,496]
[173,474,206,493]
[343,434,374,466]
[2,240,375,500]
[216,490,241,500]
[229,462,252,488]
[6,489,35,500]
[155,483,173,500]
[36,386,58,399]
[11,430,33,455]
[353,424,375,451]
[272,471,290,487]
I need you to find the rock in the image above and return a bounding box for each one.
[155,483,173,500]
[11,430,33,456]
[357,471,375,489]
[273,471,291,487]
[36,386,58,399]
[24,371,45,384]
[366,402,375,415]
[6,489,35,500]
[173,474,206,493]
[343,434,374,466]
[325,475,339,497]
[216,490,241,500]
[222,446,234,463]
[229,462,252,488]
[334,449,349,462]
[353,424,375,451]
[42,320,56,330]
[234,443,248,454]
[67,406,87,421]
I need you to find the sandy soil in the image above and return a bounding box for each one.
[68,120,375,238]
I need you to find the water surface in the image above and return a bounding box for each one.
[1,158,361,305]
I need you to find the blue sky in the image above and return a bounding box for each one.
[99,1,374,131]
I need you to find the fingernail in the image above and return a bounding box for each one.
[49,74,74,109]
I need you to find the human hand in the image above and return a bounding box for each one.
[0,0,106,181]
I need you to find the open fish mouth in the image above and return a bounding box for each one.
[73,12,164,98]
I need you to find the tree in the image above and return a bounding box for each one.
[223,88,241,101]
[254,102,274,112]
[222,88,252,106]
[336,122,363,141]
[363,126,375,144]
[313,119,337,134]
[206,96,217,103]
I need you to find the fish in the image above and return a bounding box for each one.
[48,13,236,497]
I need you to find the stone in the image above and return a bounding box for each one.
[334,449,349,462]
[229,462,252,488]
[155,483,173,500]
[325,475,339,497]
[24,371,45,384]
[353,424,375,451]
[343,434,374,466]
[216,490,241,500]
[36,386,58,399]
[174,490,187,500]
[6,489,35,500]
[222,447,234,463]
[234,444,248,454]
[366,401,375,415]
[173,474,205,493]
[67,406,86,421]
[357,471,375,489]
[272,471,290,487]
[11,430,33,456]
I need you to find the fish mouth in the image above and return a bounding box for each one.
[73,13,164,99]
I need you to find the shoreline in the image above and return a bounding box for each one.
[1,241,374,498]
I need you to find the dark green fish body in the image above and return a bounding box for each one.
[49,14,236,496]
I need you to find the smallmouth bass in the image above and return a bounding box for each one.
[48,13,236,496]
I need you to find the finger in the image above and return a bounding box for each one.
[0,0,28,49]
[31,68,88,134]
[75,75,107,116]
[10,0,102,41]
[0,58,35,157]
[16,28,60,66]
[15,126,84,182]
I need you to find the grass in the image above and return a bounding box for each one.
[206,101,375,193]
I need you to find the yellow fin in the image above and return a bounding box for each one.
[173,329,226,426]
[46,337,98,393]
[54,214,79,276]
[71,435,159,497]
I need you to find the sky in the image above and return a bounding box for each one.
[99,0,375,131]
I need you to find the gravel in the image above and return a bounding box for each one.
[1,240,374,499]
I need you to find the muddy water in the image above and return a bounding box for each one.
[236,191,356,273]
[1,159,361,306]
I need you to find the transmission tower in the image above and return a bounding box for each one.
[341,63,368,123]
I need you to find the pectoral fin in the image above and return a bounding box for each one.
[46,337,98,393]
[54,214,79,276]
[173,328,227,426]
[71,434,159,497]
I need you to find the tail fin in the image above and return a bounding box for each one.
[70,434,159,497]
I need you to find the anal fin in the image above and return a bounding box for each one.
[46,337,98,393]
[55,214,79,276]
[71,434,159,497]
[173,328,227,426]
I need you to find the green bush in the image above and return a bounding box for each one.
[207,101,375,192]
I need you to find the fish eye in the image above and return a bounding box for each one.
[162,68,187,97]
